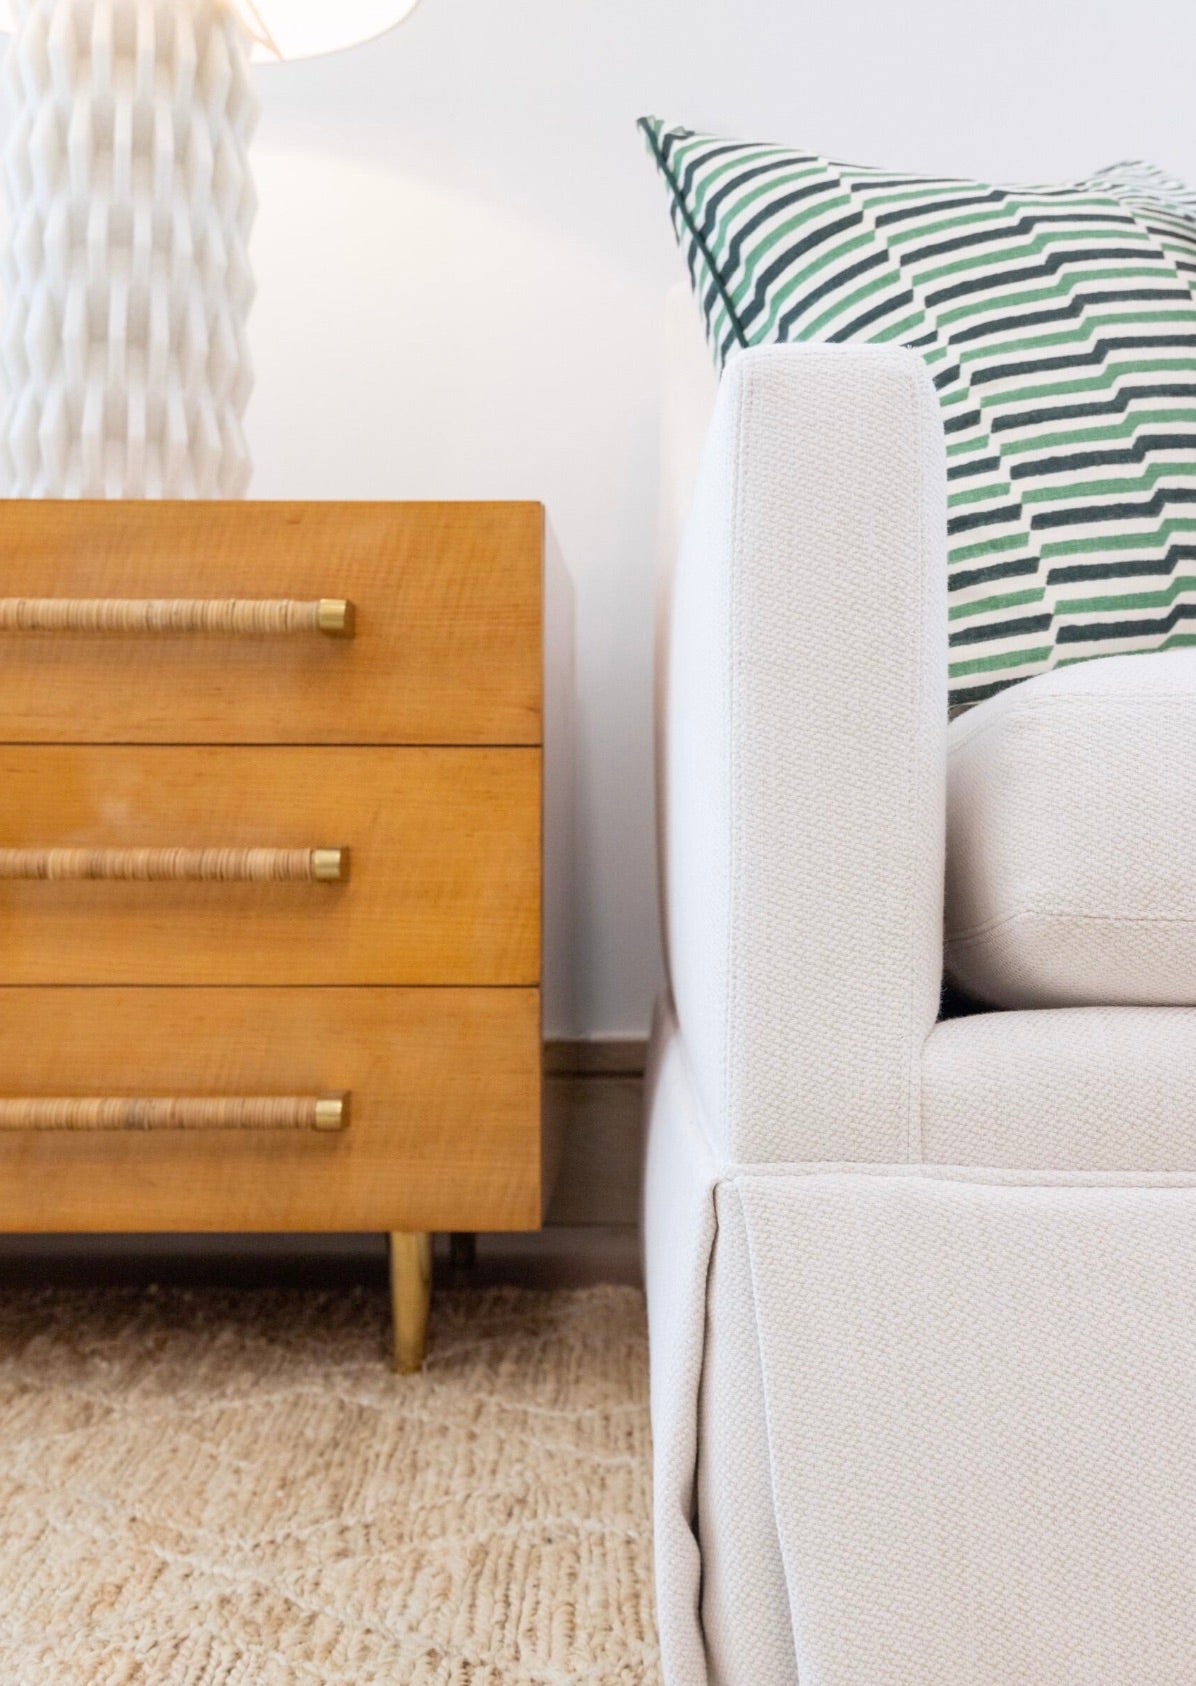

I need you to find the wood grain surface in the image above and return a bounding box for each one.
[0,987,541,1231]
[0,745,540,985]
[0,501,542,745]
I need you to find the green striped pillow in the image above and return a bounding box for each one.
[640,117,1196,710]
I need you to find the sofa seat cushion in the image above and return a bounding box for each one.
[945,650,1196,1007]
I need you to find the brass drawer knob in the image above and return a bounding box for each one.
[0,597,356,637]
[0,847,350,883]
[0,1094,350,1132]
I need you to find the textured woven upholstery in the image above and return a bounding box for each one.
[946,649,1196,1007]
[647,289,1196,1686]
[697,1181,796,1686]
[734,1166,1196,1686]
[922,1007,1196,1170]
[661,335,946,1164]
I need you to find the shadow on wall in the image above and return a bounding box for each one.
[544,518,578,1044]
[247,139,667,1038]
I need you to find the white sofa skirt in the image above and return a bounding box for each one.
[645,1000,1196,1686]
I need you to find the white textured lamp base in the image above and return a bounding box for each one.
[2,0,258,497]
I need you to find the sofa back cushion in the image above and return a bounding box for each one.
[641,118,1196,711]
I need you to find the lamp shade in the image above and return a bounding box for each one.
[233,0,422,61]
[0,1,422,61]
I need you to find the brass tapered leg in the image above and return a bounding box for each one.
[388,1231,432,1374]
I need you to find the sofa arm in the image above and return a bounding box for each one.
[660,343,947,1165]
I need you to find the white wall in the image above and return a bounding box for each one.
[12,0,1196,1035]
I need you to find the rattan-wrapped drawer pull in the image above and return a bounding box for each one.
[0,1094,349,1132]
[0,598,355,637]
[0,847,349,883]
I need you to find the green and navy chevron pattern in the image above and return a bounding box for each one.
[641,118,1196,710]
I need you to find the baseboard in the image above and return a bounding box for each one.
[544,1039,647,1076]
[543,1038,647,1228]
[0,1228,644,1291]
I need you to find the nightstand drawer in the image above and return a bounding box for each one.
[0,746,539,985]
[0,987,541,1232]
[0,501,542,745]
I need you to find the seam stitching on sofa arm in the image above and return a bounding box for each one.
[948,908,1196,947]
[906,356,936,1167]
[948,693,1195,758]
[722,363,751,1149]
[728,1163,1196,1189]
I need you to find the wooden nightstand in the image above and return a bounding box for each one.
[0,501,543,1371]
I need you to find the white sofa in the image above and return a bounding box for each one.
[646,289,1196,1686]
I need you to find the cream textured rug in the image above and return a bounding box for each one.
[0,1283,659,1685]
